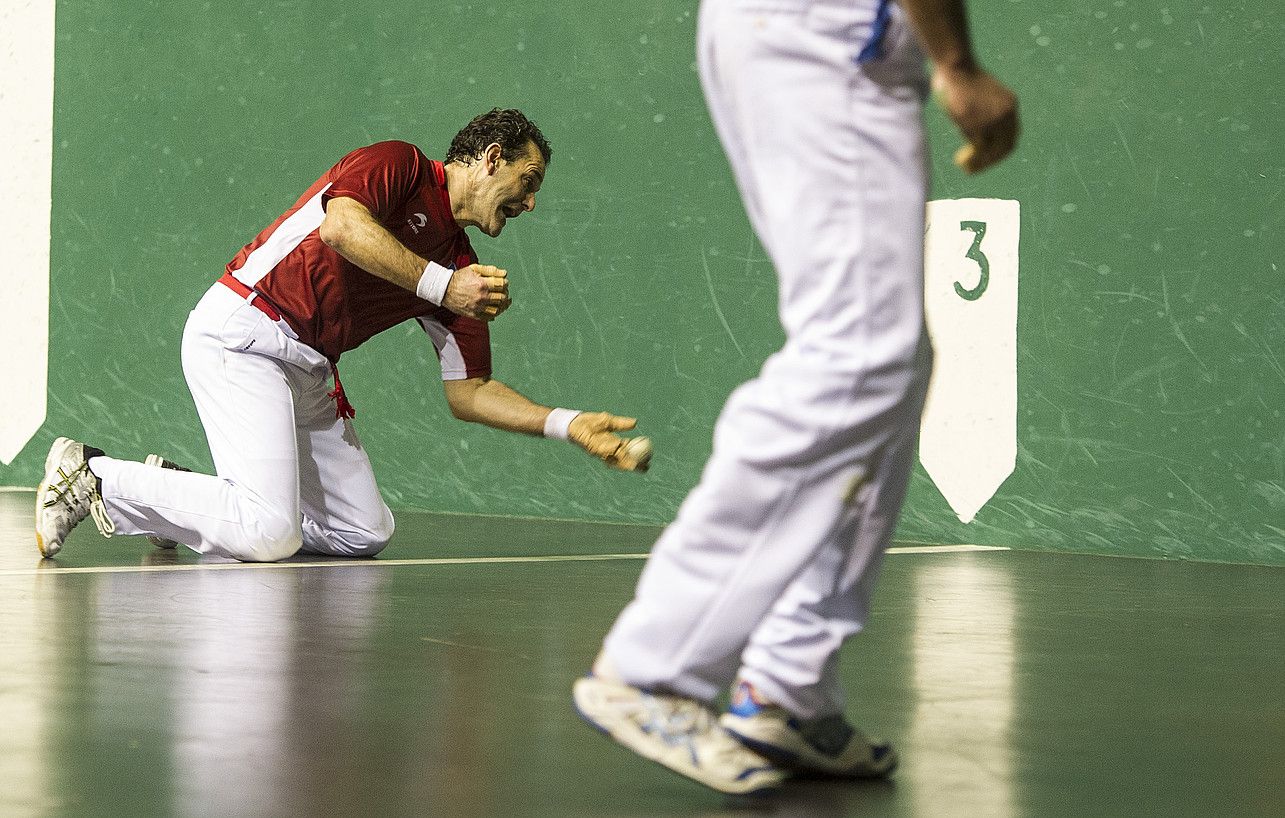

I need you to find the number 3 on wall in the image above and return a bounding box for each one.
[920,198,1020,524]
[955,220,989,301]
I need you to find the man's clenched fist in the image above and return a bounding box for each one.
[444,263,511,321]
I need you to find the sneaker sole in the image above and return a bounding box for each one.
[721,718,898,779]
[34,437,77,558]
[572,677,787,796]
[33,482,56,558]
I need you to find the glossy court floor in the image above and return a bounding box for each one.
[0,490,1281,818]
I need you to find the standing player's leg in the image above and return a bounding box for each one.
[720,390,928,777]
[577,0,930,789]
[717,10,932,773]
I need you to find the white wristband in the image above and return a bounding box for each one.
[416,261,454,305]
[543,407,581,441]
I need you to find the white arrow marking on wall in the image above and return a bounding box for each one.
[920,198,1020,523]
[0,0,54,465]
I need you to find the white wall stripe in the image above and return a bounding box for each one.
[0,0,55,466]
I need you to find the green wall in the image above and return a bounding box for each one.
[5,0,1281,565]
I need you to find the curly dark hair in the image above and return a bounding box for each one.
[445,108,552,166]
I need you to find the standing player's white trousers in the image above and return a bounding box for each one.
[90,284,394,561]
[603,0,932,719]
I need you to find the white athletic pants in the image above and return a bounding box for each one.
[603,0,932,719]
[92,284,394,562]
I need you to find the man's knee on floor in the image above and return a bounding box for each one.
[237,513,303,562]
[307,508,395,557]
[343,508,395,556]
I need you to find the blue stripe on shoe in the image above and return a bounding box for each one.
[728,680,765,718]
[728,699,761,718]
[735,764,780,781]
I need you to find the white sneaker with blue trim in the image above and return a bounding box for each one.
[719,680,898,778]
[573,674,788,795]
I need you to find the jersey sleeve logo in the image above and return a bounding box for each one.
[407,212,428,234]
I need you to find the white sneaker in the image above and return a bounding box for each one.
[573,674,788,795]
[34,437,115,558]
[720,680,898,778]
[143,454,189,548]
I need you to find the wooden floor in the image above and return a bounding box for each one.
[1,489,1281,817]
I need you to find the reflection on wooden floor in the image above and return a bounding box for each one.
[0,491,1281,817]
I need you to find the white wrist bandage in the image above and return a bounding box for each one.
[544,408,581,441]
[416,261,454,305]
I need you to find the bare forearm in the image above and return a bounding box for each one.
[903,0,1019,174]
[319,197,427,292]
[444,377,549,435]
[319,196,512,320]
[441,377,648,471]
[897,0,976,72]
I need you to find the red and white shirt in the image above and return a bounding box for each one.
[224,140,491,379]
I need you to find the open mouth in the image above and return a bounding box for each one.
[500,204,523,219]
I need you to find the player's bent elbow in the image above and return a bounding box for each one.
[318,198,364,252]
[318,213,349,252]
[446,400,478,422]
[442,380,483,423]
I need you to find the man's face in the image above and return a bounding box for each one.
[476,140,545,237]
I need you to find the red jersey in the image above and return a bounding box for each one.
[224,141,491,379]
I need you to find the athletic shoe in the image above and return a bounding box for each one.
[573,674,788,795]
[34,437,115,558]
[720,680,898,778]
[143,454,190,548]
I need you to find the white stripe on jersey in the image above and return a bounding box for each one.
[417,316,468,380]
[232,183,334,287]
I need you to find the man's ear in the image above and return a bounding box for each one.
[484,143,503,175]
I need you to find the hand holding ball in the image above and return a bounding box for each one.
[566,411,650,472]
[616,436,652,473]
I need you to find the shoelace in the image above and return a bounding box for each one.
[44,462,116,537]
[632,695,772,771]
[89,497,115,537]
[635,696,708,741]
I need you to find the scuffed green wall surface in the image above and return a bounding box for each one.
[3,1,1281,564]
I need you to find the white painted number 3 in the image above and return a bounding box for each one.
[920,199,1020,523]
